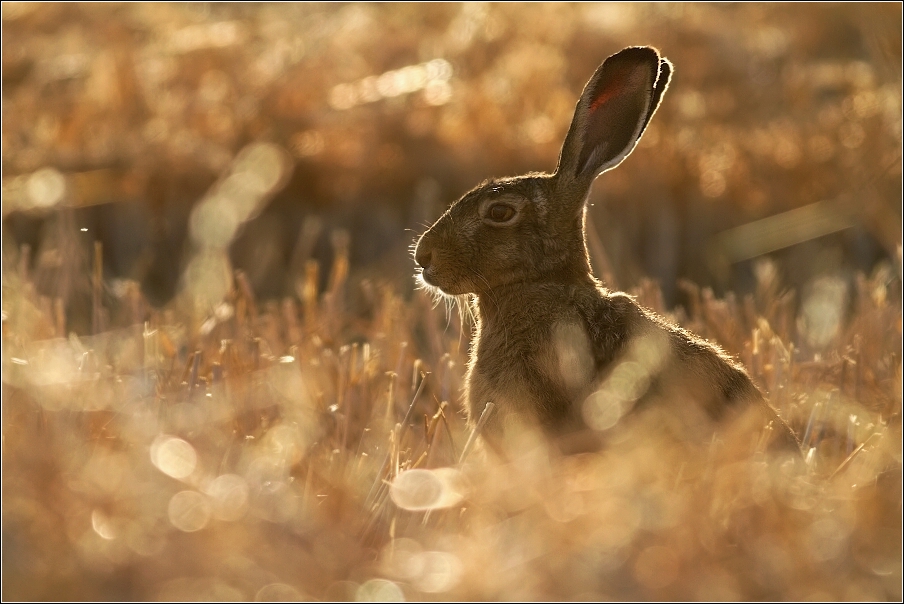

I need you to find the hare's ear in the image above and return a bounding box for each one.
[555,47,671,190]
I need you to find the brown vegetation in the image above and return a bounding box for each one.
[2,4,901,601]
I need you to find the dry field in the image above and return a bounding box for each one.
[2,3,902,601]
[3,240,901,600]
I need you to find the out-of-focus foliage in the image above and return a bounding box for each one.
[2,3,902,602]
[2,3,900,307]
[2,236,901,600]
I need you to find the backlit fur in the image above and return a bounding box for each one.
[414,47,799,453]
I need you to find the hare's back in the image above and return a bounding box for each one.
[586,292,797,448]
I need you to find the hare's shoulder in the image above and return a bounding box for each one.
[578,289,649,365]
[581,289,733,366]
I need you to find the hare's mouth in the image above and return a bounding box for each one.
[418,267,451,293]
[420,266,441,287]
[417,267,470,296]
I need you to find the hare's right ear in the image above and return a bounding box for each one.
[554,46,671,196]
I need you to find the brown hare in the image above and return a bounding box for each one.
[414,47,800,454]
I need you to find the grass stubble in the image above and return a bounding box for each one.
[1,238,901,601]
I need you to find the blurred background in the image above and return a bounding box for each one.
[2,5,902,602]
[2,3,901,328]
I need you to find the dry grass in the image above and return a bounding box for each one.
[2,242,900,601]
[2,4,901,601]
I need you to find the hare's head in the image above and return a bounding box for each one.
[415,46,671,297]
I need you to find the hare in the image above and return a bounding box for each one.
[414,47,799,453]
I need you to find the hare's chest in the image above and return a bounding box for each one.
[546,321,596,395]
[466,320,596,427]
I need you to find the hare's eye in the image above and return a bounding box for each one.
[487,203,516,223]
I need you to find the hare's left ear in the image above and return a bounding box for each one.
[554,46,671,191]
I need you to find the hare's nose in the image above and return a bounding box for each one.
[415,246,433,269]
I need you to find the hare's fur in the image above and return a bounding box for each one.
[414,47,799,451]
